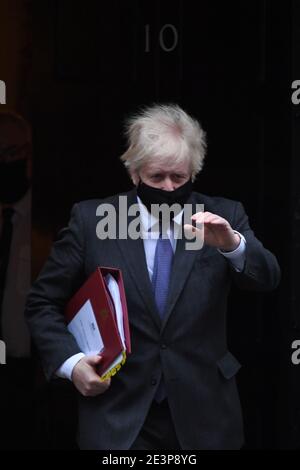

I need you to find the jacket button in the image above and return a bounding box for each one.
[151,379,157,386]
[161,344,167,349]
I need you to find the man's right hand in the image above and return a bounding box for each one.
[72,355,111,397]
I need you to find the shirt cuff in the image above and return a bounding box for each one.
[55,352,86,381]
[218,230,246,272]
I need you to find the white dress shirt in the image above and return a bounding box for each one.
[57,197,246,380]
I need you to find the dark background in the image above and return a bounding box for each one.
[1,0,300,449]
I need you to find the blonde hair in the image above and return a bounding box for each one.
[120,104,206,182]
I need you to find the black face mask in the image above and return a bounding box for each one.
[137,178,193,213]
[0,159,30,204]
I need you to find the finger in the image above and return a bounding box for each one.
[205,217,229,228]
[84,376,111,393]
[184,223,197,232]
[183,224,203,237]
[191,212,204,222]
[191,211,213,218]
[94,378,111,393]
[203,214,219,223]
[99,377,111,385]
[192,213,216,226]
[84,380,111,397]
[85,355,102,366]
[190,215,205,227]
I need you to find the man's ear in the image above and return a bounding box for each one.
[130,170,140,186]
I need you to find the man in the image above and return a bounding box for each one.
[25,104,281,450]
[0,110,34,449]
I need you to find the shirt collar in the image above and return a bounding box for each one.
[137,196,183,238]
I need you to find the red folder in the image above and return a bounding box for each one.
[65,267,131,379]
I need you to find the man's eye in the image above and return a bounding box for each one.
[173,174,185,179]
[151,174,163,179]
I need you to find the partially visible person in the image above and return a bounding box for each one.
[0,110,34,449]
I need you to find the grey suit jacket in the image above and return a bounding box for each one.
[25,189,281,449]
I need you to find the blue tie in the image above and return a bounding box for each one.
[152,233,174,319]
[152,232,174,402]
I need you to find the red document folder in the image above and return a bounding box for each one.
[65,267,131,380]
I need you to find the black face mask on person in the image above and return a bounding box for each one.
[137,178,193,214]
[0,159,30,204]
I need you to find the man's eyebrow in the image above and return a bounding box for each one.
[149,169,188,176]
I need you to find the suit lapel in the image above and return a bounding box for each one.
[160,194,207,332]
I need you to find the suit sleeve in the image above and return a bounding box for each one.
[229,201,281,291]
[25,204,86,380]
